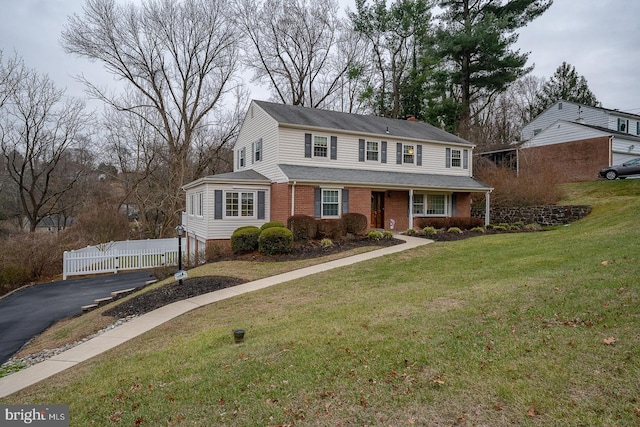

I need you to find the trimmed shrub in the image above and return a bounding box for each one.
[414,217,483,230]
[316,218,346,240]
[342,213,368,235]
[258,227,293,255]
[422,226,438,235]
[230,226,261,253]
[470,226,485,233]
[367,230,383,240]
[287,215,317,241]
[382,231,394,239]
[320,238,333,248]
[260,221,285,231]
[447,227,463,234]
[405,228,416,236]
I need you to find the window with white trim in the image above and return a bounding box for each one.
[366,141,379,161]
[225,191,255,217]
[413,193,448,216]
[196,192,203,217]
[314,136,328,157]
[403,144,415,164]
[254,139,262,162]
[238,148,246,168]
[322,189,340,217]
[451,149,461,167]
[189,193,196,215]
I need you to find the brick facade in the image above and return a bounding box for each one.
[519,137,610,182]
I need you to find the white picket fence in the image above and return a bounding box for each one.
[63,239,184,280]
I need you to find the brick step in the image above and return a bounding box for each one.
[81,304,98,312]
[94,296,113,305]
[111,287,136,298]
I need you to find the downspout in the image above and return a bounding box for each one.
[485,190,492,227]
[291,181,297,216]
[609,136,613,166]
[408,188,414,230]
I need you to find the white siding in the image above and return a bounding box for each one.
[522,121,609,149]
[277,127,472,177]
[607,114,640,137]
[234,102,282,180]
[521,101,608,141]
[186,182,271,240]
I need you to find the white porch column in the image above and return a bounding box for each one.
[485,191,491,226]
[409,188,414,230]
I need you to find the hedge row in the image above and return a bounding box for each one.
[414,216,484,230]
[288,213,368,241]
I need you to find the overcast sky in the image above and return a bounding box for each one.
[1,0,639,113]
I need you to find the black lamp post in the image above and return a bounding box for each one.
[175,225,185,284]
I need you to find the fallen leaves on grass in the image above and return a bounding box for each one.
[602,337,617,345]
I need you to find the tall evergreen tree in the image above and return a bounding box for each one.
[350,0,433,118]
[426,0,552,136]
[532,61,600,116]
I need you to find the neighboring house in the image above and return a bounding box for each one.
[519,100,640,182]
[182,100,492,252]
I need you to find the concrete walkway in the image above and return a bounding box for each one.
[0,235,431,398]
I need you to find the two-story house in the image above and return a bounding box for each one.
[182,100,492,252]
[519,100,640,181]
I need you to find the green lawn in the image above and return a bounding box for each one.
[2,180,640,426]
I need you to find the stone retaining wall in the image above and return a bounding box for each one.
[471,205,592,226]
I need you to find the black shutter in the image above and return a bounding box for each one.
[358,139,365,162]
[396,143,402,164]
[446,148,451,168]
[214,190,223,219]
[463,149,469,169]
[251,142,255,164]
[305,133,312,158]
[342,189,349,214]
[257,191,265,219]
[331,136,337,160]
[381,141,387,163]
[314,188,322,218]
[417,144,422,166]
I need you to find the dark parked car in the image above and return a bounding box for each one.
[599,158,640,180]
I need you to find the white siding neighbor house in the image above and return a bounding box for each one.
[518,100,640,181]
[182,100,492,250]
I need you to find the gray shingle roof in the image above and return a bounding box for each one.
[182,169,270,190]
[254,100,472,145]
[278,164,491,191]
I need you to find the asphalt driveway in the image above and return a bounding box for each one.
[0,270,155,364]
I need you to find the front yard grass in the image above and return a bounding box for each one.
[2,180,640,426]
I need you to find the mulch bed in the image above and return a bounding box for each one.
[102,237,404,318]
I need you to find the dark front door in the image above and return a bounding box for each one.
[371,191,385,228]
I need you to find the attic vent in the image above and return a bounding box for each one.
[558,102,563,110]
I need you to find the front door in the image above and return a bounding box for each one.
[371,192,385,228]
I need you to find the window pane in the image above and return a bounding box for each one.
[255,140,262,161]
[413,194,424,215]
[404,145,414,163]
[322,189,339,216]
[226,192,239,216]
[241,193,254,216]
[314,136,328,157]
[366,141,378,161]
[427,195,445,215]
[451,149,461,167]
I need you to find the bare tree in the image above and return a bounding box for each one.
[61,0,244,236]
[0,64,92,232]
[237,0,361,109]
